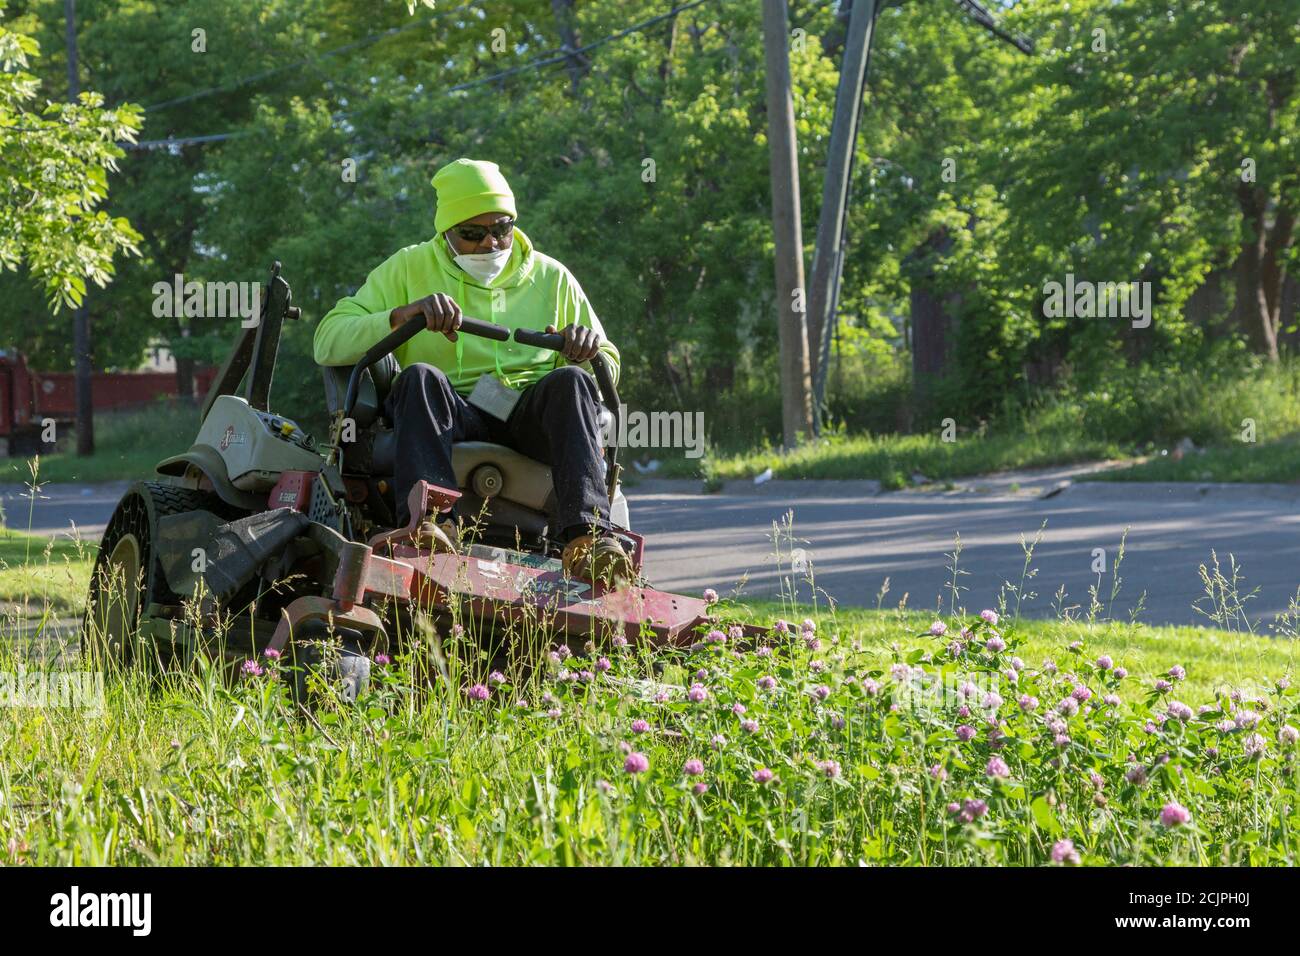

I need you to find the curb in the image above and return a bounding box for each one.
[626,478,884,497]
[1058,479,1300,503]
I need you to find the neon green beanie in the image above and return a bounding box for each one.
[432,159,517,233]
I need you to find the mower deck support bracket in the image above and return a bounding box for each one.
[266,595,386,657]
[303,520,415,608]
[367,480,461,552]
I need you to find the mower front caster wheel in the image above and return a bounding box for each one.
[287,622,372,707]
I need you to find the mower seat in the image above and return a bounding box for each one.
[321,356,400,475]
[452,440,553,513]
[320,360,557,529]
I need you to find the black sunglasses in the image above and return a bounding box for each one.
[452,219,515,243]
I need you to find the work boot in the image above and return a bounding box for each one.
[562,533,634,585]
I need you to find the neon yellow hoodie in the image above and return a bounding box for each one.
[313,227,619,395]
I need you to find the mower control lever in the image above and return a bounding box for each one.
[512,328,566,351]
[341,314,509,419]
[458,316,511,341]
[511,328,618,408]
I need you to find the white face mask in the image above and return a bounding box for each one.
[447,232,511,284]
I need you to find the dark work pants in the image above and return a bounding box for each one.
[383,363,611,538]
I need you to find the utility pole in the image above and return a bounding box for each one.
[803,0,1030,427]
[807,0,878,428]
[65,0,94,456]
[761,0,814,450]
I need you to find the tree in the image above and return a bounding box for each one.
[0,0,339,391]
[820,0,1031,420]
[0,0,140,311]
[196,0,844,445]
[1005,0,1300,362]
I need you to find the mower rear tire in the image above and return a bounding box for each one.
[82,481,238,670]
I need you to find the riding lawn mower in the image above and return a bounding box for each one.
[82,263,722,699]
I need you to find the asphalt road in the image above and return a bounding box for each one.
[630,476,1300,628]
[6,468,1299,628]
[1,480,132,542]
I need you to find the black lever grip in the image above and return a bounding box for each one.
[459,316,510,341]
[513,328,566,351]
[369,314,509,362]
[512,327,617,406]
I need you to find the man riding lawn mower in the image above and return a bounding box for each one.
[83,159,725,701]
[313,158,633,585]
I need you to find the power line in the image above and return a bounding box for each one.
[123,0,722,151]
[445,0,715,94]
[143,0,488,112]
[952,0,1034,55]
[127,131,251,149]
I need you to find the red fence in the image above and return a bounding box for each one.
[0,354,217,438]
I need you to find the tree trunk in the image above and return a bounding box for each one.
[658,4,678,86]
[1182,266,1230,335]
[175,353,196,405]
[704,362,734,392]
[1233,68,1297,361]
[1260,203,1297,359]
[1235,183,1295,362]
[172,278,196,403]
[909,228,957,399]
[551,0,589,92]
[67,0,94,455]
[73,305,94,455]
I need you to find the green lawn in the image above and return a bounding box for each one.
[1082,435,1300,485]
[3,595,1296,866]
[649,428,1124,488]
[825,606,1299,705]
[0,528,95,612]
[1,401,196,486]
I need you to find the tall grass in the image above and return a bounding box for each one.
[2,522,1298,866]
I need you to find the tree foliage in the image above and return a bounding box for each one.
[0,0,140,312]
[1,0,1297,443]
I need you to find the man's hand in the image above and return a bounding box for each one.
[391,294,461,341]
[547,323,603,364]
